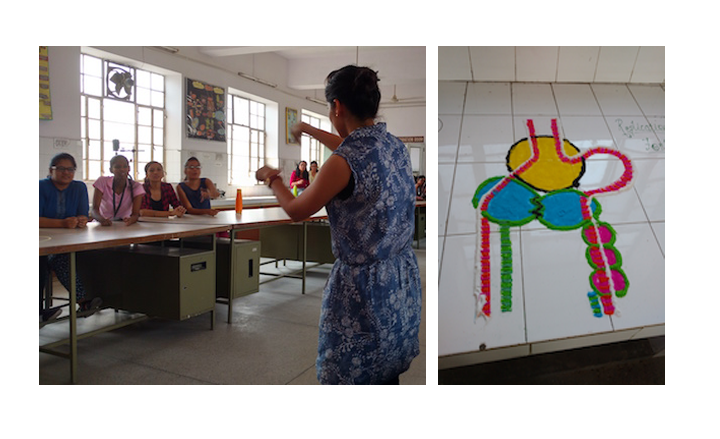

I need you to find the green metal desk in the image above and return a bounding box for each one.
[138,207,330,323]
[39,221,230,384]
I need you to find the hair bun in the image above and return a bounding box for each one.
[325,65,381,120]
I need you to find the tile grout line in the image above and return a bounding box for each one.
[510,90,530,344]
[439,81,469,284]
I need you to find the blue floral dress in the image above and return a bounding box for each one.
[317,123,422,384]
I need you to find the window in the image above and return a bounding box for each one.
[301,111,332,165]
[227,94,266,186]
[80,53,165,181]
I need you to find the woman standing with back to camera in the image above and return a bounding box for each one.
[256,65,422,385]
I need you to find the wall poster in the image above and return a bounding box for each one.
[286,107,299,144]
[39,46,52,120]
[186,78,226,141]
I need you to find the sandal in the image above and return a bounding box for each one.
[78,297,103,317]
[41,307,63,322]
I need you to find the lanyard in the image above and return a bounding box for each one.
[112,179,127,219]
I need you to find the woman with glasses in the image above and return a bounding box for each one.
[39,153,101,321]
[256,65,422,385]
[177,157,220,216]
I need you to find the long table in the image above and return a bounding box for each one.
[40,207,334,383]
[40,221,230,384]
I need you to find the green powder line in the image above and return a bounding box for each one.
[500,225,512,312]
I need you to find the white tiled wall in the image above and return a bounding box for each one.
[440,46,665,84]
[438,81,665,358]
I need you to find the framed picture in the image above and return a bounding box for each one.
[286,107,299,144]
[186,78,226,142]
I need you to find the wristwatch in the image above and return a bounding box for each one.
[265,174,281,187]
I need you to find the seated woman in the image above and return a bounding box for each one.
[39,153,101,321]
[91,155,143,226]
[177,157,220,216]
[139,161,186,218]
[289,161,310,194]
[415,175,426,200]
[309,160,319,184]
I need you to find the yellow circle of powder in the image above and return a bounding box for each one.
[507,136,585,192]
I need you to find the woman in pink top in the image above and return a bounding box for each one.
[91,155,143,226]
[289,161,310,193]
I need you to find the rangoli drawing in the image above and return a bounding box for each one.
[472,119,634,320]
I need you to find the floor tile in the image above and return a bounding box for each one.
[553,83,603,116]
[438,115,461,164]
[605,223,665,330]
[520,227,616,343]
[557,116,616,152]
[557,46,600,82]
[649,222,665,257]
[438,163,455,235]
[39,351,212,385]
[439,232,526,356]
[594,47,639,82]
[457,115,514,163]
[469,47,515,82]
[630,158,665,222]
[464,82,512,115]
[439,81,467,115]
[591,84,643,115]
[512,83,558,116]
[439,236,445,276]
[118,317,320,385]
[515,47,558,82]
[439,48,472,81]
[628,84,665,116]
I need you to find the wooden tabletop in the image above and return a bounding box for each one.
[39,221,230,256]
[138,206,328,229]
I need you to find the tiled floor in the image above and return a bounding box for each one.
[39,245,426,385]
[438,81,664,360]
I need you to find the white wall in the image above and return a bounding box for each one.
[39,47,83,179]
[39,46,426,198]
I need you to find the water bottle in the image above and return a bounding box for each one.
[235,189,243,213]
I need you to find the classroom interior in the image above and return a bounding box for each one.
[39,46,427,385]
[437,47,664,383]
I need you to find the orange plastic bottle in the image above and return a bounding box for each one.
[235,188,243,213]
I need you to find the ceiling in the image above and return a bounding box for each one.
[439,46,664,84]
[195,46,426,104]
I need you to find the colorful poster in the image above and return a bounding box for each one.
[186,78,226,141]
[39,46,52,120]
[286,107,298,144]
